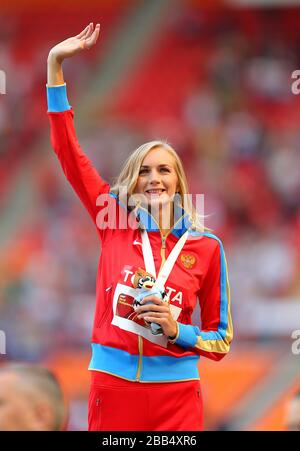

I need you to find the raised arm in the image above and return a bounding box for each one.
[47,24,110,228]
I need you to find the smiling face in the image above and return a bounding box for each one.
[133,147,179,206]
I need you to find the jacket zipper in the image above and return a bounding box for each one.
[158,210,186,274]
[136,335,143,381]
[136,205,189,272]
[159,231,169,272]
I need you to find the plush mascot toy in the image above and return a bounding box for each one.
[132,268,168,335]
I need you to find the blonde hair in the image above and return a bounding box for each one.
[110,140,206,232]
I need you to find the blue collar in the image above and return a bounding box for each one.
[109,191,199,238]
[135,204,193,238]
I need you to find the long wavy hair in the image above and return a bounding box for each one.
[110,140,206,232]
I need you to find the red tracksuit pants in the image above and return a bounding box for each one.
[88,371,204,431]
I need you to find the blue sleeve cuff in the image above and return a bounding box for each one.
[47,83,71,112]
[175,323,198,348]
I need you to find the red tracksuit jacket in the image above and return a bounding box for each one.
[47,84,233,383]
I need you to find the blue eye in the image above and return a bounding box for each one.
[139,167,170,175]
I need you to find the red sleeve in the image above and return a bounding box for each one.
[174,238,233,362]
[48,109,110,226]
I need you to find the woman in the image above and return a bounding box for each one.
[47,23,233,431]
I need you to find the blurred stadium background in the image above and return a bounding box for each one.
[1,0,300,430]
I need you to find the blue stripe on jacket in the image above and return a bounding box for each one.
[89,343,200,382]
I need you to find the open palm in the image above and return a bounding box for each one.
[49,23,100,62]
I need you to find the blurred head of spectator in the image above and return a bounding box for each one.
[0,363,66,431]
[286,390,300,431]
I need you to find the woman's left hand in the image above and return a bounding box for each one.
[135,296,178,338]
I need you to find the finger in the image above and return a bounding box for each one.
[75,23,92,39]
[136,302,169,311]
[85,24,100,48]
[137,306,169,316]
[82,23,94,42]
[93,24,101,43]
[138,312,169,319]
[140,296,163,305]
[143,316,168,324]
[137,311,164,319]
